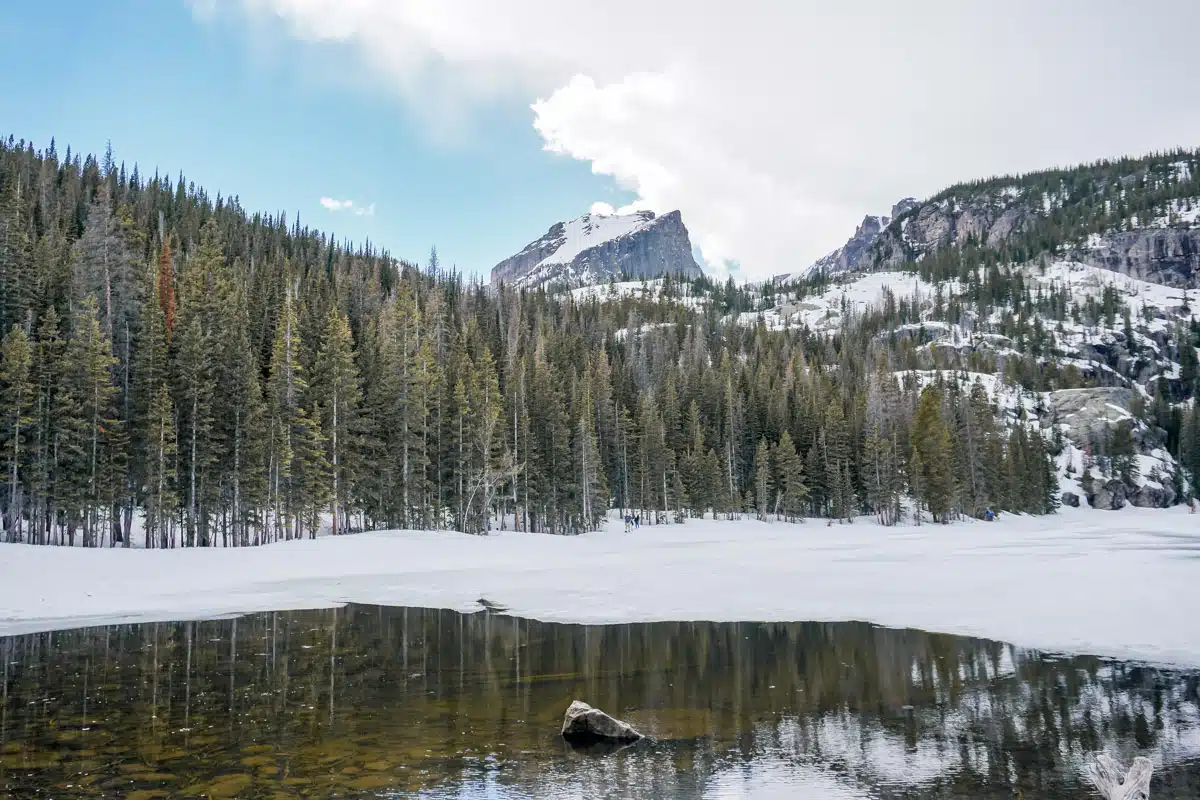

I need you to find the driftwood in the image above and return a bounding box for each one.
[1085,754,1153,800]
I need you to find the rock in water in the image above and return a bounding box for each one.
[560,700,643,743]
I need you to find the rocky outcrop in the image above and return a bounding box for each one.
[1088,479,1128,511]
[1061,491,1081,508]
[561,701,643,743]
[874,195,1031,270]
[492,210,702,290]
[1048,388,1139,450]
[1072,228,1200,288]
[1131,481,1176,509]
[986,207,1029,247]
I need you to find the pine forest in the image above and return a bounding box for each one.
[0,134,1118,549]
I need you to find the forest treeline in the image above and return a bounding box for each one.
[0,136,1061,547]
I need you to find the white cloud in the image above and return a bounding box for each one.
[198,0,1200,278]
[320,197,354,212]
[321,197,375,216]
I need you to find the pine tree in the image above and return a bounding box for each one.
[804,444,825,517]
[214,278,267,546]
[0,175,33,337]
[908,446,925,525]
[311,309,363,536]
[910,386,955,522]
[774,430,806,521]
[28,309,64,545]
[751,438,772,520]
[265,283,327,540]
[574,376,606,532]
[0,326,34,541]
[143,383,178,548]
[463,337,505,533]
[1034,430,1060,513]
[158,239,176,342]
[1111,420,1139,487]
[59,296,120,547]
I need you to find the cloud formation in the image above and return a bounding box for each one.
[199,0,1200,277]
[320,197,375,216]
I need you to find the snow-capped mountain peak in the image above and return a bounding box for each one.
[492,209,703,289]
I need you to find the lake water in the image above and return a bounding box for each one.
[1,605,1198,799]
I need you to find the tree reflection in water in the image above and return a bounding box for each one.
[0,606,1197,798]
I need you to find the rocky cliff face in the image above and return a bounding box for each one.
[872,196,1033,270]
[1070,228,1200,288]
[797,198,917,279]
[863,157,1200,286]
[492,210,702,289]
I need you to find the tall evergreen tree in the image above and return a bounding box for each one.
[311,309,363,536]
[0,326,34,541]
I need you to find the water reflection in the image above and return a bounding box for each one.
[0,606,1197,798]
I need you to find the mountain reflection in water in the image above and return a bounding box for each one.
[1,605,1198,798]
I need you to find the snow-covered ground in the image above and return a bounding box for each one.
[1,509,1197,669]
[731,271,945,332]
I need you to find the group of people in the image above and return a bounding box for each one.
[623,514,642,532]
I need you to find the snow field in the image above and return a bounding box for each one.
[1,509,1197,669]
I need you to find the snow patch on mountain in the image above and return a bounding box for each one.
[730,271,946,332]
[541,212,657,265]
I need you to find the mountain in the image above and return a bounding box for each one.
[867,154,1200,284]
[782,198,918,281]
[491,209,703,289]
[751,147,1200,509]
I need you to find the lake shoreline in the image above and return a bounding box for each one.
[1,508,1198,668]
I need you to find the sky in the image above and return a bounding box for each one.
[2,1,1198,279]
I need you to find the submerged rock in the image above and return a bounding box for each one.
[1061,491,1081,508]
[560,701,643,743]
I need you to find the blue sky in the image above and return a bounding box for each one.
[3,1,1197,280]
[0,1,629,276]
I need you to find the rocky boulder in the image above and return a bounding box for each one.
[1088,479,1128,511]
[1061,491,1081,508]
[561,701,643,744]
[1131,481,1176,509]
